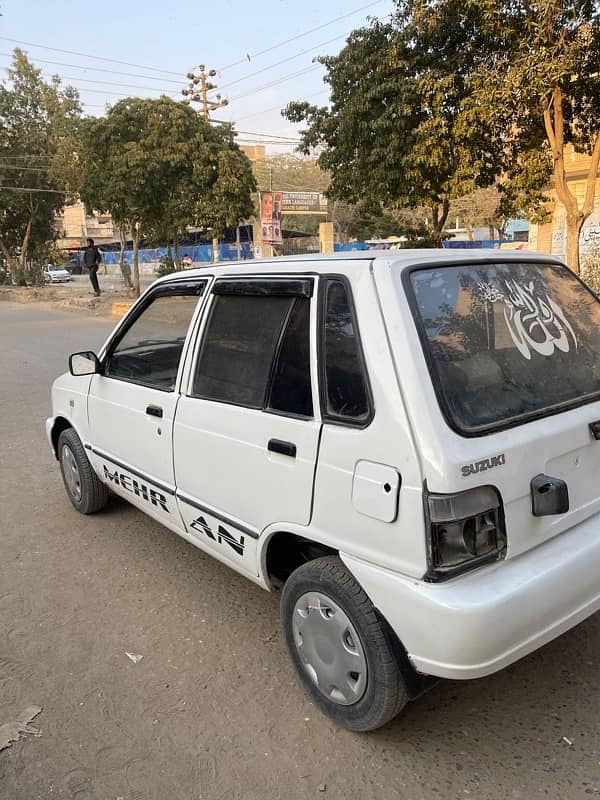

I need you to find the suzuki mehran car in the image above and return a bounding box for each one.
[47,251,600,731]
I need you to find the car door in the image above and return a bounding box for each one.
[87,279,207,523]
[173,276,321,574]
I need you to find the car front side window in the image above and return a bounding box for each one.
[105,285,204,391]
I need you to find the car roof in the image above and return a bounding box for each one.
[157,249,565,285]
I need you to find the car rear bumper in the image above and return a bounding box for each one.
[342,514,600,680]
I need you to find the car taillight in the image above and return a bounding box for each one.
[425,485,506,582]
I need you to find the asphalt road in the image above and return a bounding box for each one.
[1,300,599,800]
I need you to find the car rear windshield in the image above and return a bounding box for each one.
[407,261,600,434]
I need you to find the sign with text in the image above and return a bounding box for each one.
[281,192,328,215]
[260,191,283,244]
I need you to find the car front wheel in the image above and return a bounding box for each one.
[58,428,109,514]
[281,556,408,731]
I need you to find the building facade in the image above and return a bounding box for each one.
[529,147,600,259]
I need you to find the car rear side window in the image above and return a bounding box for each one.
[407,261,600,433]
[268,297,313,417]
[106,289,202,390]
[321,279,371,423]
[193,292,313,416]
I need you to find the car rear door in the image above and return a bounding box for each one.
[87,280,207,523]
[173,276,321,573]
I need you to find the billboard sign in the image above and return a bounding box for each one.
[281,192,328,214]
[260,191,283,244]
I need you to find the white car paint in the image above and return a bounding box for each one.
[47,251,600,682]
[43,264,71,283]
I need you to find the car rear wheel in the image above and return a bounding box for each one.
[58,428,109,514]
[281,555,409,731]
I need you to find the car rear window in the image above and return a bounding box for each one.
[407,261,600,433]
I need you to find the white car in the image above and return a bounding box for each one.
[47,251,600,731]
[43,264,71,283]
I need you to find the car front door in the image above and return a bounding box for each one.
[173,276,321,574]
[87,280,207,523]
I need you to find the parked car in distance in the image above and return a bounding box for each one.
[43,263,71,283]
[46,251,600,731]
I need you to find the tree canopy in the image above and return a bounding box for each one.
[0,49,81,275]
[284,17,501,243]
[285,1,600,265]
[409,0,600,270]
[77,97,255,294]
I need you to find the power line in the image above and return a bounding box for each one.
[0,36,183,77]
[0,164,55,171]
[233,90,330,122]
[229,64,322,103]
[219,34,345,91]
[0,185,67,193]
[48,84,158,99]
[218,0,385,72]
[37,71,175,93]
[0,154,58,160]
[227,129,300,142]
[238,140,300,146]
[0,52,182,84]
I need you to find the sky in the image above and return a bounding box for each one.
[0,0,396,152]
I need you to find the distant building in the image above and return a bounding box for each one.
[55,201,116,251]
[240,144,266,162]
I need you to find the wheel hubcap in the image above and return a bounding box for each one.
[61,444,82,502]
[292,591,367,706]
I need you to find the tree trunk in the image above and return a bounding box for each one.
[431,198,450,246]
[174,232,180,269]
[20,214,34,268]
[132,227,141,298]
[543,89,600,273]
[566,213,584,274]
[466,223,474,242]
[212,237,220,263]
[118,225,132,288]
[0,238,14,273]
[488,224,495,240]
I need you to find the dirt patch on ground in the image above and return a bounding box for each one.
[0,285,133,318]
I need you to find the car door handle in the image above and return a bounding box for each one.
[146,404,163,418]
[267,438,296,458]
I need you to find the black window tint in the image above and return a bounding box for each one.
[107,293,200,390]
[323,280,370,420]
[268,298,313,417]
[193,294,293,407]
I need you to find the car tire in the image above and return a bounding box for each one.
[58,428,109,514]
[281,555,409,731]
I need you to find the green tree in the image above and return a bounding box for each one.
[192,123,256,241]
[448,186,510,241]
[0,49,81,275]
[78,98,255,295]
[284,17,501,244]
[409,0,600,271]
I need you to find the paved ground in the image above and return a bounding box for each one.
[1,300,599,800]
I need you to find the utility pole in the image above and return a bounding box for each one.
[181,65,229,120]
[181,64,229,263]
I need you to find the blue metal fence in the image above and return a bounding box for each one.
[100,242,252,265]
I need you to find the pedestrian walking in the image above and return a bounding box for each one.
[84,238,102,296]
